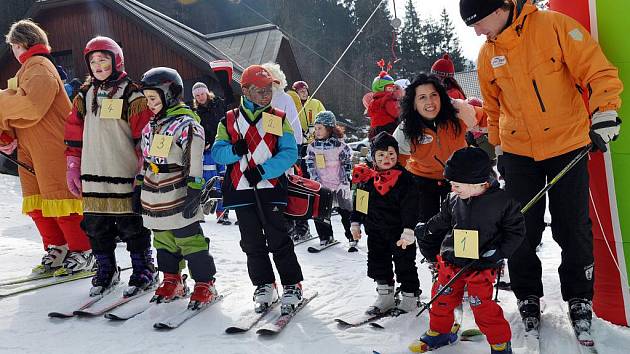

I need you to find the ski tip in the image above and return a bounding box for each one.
[369,322,384,329]
[47,312,74,318]
[225,327,247,334]
[256,328,277,336]
[348,247,358,253]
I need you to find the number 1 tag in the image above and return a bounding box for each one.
[315,154,326,168]
[100,98,124,119]
[453,229,479,259]
[355,189,369,214]
[262,112,283,136]
[7,77,18,90]
[149,134,173,158]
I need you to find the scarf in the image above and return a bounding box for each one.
[18,44,50,64]
[352,163,402,196]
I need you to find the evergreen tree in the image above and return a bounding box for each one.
[437,8,466,71]
[398,0,426,79]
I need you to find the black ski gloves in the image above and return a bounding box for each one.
[182,177,204,219]
[244,164,265,187]
[232,138,248,157]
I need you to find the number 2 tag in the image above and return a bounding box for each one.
[453,229,479,259]
[262,112,283,136]
[355,189,369,214]
[149,134,173,158]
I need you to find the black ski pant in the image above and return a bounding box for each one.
[314,208,352,242]
[81,214,151,254]
[502,148,594,301]
[153,222,216,283]
[366,228,419,293]
[235,204,304,286]
[413,175,451,223]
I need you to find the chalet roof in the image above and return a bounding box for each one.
[4,0,293,83]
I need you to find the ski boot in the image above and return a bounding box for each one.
[396,291,422,314]
[217,210,231,225]
[124,249,158,297]
[253,283,279,313]
[90,253,120,297]
[491,342,513,353]
[348,240,358,253]
[408,329,458,353]
[280,283,303,315]
[568,298,594,346]
[54,250,96,276]
[152,273,189,303]
[32,244,68,274]
[517,295,541,333]
[188,279,218,310]
[366,282,396,315]
[319,236,335,247]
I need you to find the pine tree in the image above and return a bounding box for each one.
[437,8,466,71]
[398,0,426,79]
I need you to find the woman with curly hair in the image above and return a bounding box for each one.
[393,73,479,222]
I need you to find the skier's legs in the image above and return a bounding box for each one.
[429,261,466,334]
[466,268,511,345]
[415,176,443,223]
[56,214,90,251]
[173,222,216,283]
[263,204,303,285]
[366,231,394,284]
[391,233,420,293]
[81,214,118,254]
[153,229,184,275]
[337,208,353,242]
[314,219,333,241]
[545,149,594,301]
[114,215,152,253]
[502,152,546,300]
[235,206,276,285]
[28,209,66,248]
[203,150,225,214]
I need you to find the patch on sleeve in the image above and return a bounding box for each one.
[491,56,507,68]
[568,28,583,41]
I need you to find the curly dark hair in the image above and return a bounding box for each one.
[400,73,462,147]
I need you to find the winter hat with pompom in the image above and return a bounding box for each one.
[314,110,336,128]
[431,54,455,78]
[371,71,395,93]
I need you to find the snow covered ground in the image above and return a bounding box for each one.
[1,173,629,354]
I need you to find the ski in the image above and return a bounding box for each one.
[307,240,340,253]
[153,293,226,330]
[73,287,156,317]
[225,301,280,334]
[48,293,106,318]
[335,308,394,328]
[0,270,95,299]
[256,291,318,335]
[0,270,56,286]
[104,299,155,321]
[293,235,318,246]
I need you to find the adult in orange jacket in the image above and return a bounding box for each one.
[0,20,91,275]
[460,0,623,337]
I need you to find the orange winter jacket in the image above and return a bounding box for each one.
[477,2,623,161]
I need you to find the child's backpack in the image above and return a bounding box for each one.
[285,174,333,222]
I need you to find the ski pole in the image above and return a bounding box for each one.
[417,144,591,317]
[494,263,502,302]
[0,150,35,176]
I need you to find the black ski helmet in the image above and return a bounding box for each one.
[140,67,183,110]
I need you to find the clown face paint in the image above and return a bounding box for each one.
[89,51,113,81]
[143,89,163,115]
[374,146,398,171]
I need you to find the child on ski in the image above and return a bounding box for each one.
[350,132,420,314]
[212,65,304,315]
[411,147,525,354]
[138,67,218,310]
[305,111,354,249]
[64,36,156,296]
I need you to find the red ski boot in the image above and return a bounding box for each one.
[188,280,218,310]
[151,273,189,303]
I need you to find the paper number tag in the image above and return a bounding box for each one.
[315,154,326,168]
[100,98,124,119]
[149,134,173,158]
[262,112,283,136]
[355,189,369,214]
[453,229,479,259]
[7,77,18,90]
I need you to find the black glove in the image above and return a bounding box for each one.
[243,165,264,187]
[182,178,204,219]
[590,111,621,152]
[481,248,504,264]
[232,138,248,156]
[131,175,143,214]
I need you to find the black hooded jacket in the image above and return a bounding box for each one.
[195,97,226,148]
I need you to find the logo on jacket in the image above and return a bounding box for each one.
[584,263,594,280]
[568,28,583,41]
[419,134,433,144]
[491,56,507,68]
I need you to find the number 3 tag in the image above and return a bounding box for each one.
[453,229,479,259]
[355,189,369,214]
[149,134,173,158]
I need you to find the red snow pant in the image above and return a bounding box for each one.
[429,257,511,345]
[28,210,91,252]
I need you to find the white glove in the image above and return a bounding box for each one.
[350,222,362,240]
[494,145,503,157]
[396,228,415,249]
[591,110,621,152]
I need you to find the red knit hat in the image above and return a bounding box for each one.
[431,54,455,78]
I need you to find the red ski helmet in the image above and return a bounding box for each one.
[83,36,124,77]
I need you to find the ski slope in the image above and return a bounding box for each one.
[0,174,629,354]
